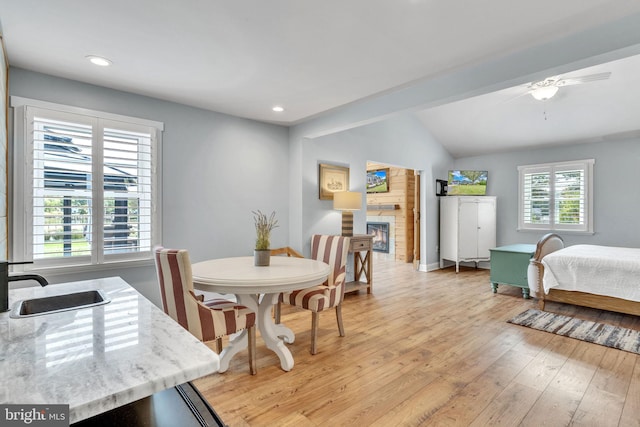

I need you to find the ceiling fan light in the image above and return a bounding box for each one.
[531,86,558,101]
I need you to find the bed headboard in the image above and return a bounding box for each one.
[527,233,564,300]
[533,233,564,262]
[528,233,564,300]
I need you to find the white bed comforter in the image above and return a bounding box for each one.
[541,244,640,301]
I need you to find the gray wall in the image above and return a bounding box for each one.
[7,66,640,304]
[297,113,453,270]
[453,137,640,248]
[291,113,640,271]
[0,29,6,260]
[286,13,640,269]
[8,68,290,305]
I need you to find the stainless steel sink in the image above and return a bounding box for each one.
[10,290,111,318]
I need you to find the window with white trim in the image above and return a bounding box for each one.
[518,159,594,233]
[11,98,162,269]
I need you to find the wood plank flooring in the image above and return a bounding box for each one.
[193,255,640,426]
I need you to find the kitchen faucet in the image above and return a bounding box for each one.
[1,261,49,312]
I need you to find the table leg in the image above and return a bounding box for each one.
[237,293,296,372]
[217,294,261,373]
[218,330,247,373]
[258,293,296,371]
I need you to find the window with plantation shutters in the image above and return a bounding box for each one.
[11,98,162,269]
[32,115,94,260]
[518,159,594,233]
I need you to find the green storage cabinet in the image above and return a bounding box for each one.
[489,244,536,299]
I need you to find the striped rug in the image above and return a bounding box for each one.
[508,309,640,355]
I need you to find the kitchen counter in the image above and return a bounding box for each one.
[0,277,219,424]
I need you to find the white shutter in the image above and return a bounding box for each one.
[521,166,550,228]
[14,98,162,269]
[553,162,591,231]
[31,112,94,261]
[101,122,153,260]
[519,159,593,233]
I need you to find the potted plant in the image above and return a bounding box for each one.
[253,210,278,266]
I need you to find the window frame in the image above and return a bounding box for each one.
[518,159,594,234]
[10,97,163,273]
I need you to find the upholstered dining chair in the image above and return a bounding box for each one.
[154,247,257,375]
[277,235,350,355]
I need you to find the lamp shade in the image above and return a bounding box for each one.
[333,191,362,211]
[333,191,361,237]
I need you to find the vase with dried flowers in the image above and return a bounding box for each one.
[253,210,278,266]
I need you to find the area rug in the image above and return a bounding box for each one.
[508,309,640,355]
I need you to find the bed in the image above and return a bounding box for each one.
[528,233,640,316]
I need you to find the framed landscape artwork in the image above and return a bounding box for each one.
[366,168,389,193]
[319,163,349,200]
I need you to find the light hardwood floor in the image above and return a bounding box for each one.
[193,254,640,426]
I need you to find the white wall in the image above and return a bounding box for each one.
[453,137,640,248]
[8,68,290,305]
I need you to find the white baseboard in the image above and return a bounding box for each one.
[419,261,490,272]
[419,262,440,272]
[439,259,490,270]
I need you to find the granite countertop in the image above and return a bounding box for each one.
[0,277,219,423]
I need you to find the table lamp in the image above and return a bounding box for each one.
[333,191,362,237]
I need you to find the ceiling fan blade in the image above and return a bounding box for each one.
[494,88,533,105]
[556,72,611,86]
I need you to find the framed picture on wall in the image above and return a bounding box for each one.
[366,168,389,193]
[319,163,349,200]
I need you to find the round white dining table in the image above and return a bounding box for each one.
[191,256,330,372]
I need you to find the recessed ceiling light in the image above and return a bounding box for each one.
[272,106,284,112]
[86,55,112,67]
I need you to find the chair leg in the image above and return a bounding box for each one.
[311,312,319,355]
[247,325,257,375]
[274,301,281,324]
[336,305,345,337]
[215,337,222,354]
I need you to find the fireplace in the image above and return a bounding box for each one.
[367,222,390,253]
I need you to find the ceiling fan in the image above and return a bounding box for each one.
[527,71,611,101]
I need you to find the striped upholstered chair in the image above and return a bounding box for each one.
[278,235,350,355]
[154,247,257,374]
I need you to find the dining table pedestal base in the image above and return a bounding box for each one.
[192,256,330,373]
[218,293,296,372]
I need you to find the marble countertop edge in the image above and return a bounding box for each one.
[71,362,218,423]
[1,276,220,424]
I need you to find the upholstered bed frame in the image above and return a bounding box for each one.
[529,233,640,316]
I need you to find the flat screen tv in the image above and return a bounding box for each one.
[447,170,488,196]
[366,168,389,193]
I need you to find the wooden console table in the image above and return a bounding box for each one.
[345,234,373,294]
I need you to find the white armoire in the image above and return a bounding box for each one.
[439,196,496,272]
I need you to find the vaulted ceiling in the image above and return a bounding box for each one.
[415,54,640,157]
